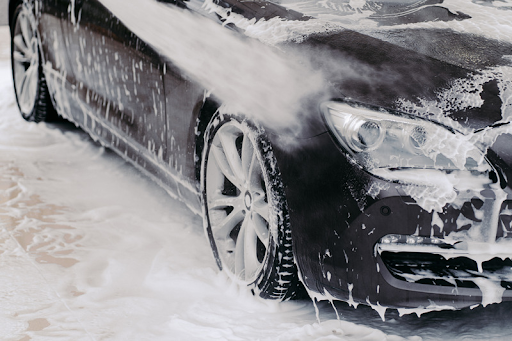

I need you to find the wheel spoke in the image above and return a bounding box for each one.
[208,194,241,211]
[244,215,260,277]
[211,144,243,190]
[18,69,30,102]
[13,34,30,57]
[218,131,245,184]
[20,14,33,51]
[249,157,265,195]
[26,66,39,104]
[251,212,269,247]
[13,50,30,63]
[252,195,269,223]
[234,217,248,277]
[212,205,244,240]
[241,134,254,180]
[18,65,37,107]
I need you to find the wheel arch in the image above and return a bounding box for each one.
[193,97,221,184]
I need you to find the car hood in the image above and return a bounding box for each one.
[210,0,512,134]
[290,27,512,132]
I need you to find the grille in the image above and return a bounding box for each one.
[381,251,512,289]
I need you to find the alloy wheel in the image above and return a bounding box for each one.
[12,5,40,116]
[205,121,272,283]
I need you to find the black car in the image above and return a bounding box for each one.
[9,0,512,311]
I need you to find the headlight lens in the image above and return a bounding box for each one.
[321,100,489,177]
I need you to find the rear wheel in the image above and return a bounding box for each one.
[201,113,301,300]
[11,3,55,122]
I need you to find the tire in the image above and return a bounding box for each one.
[11,2,56,123]
[201,113,302,300]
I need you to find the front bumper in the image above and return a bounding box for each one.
[272,130,512,309]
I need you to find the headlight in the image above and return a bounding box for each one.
[321,100,490,180]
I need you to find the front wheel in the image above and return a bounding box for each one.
[201,113,301,300]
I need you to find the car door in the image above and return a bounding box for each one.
[36,0,80,116]
[61,0,168,163]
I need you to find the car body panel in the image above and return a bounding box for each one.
[29,0,205,211]
[62,0,168,162]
